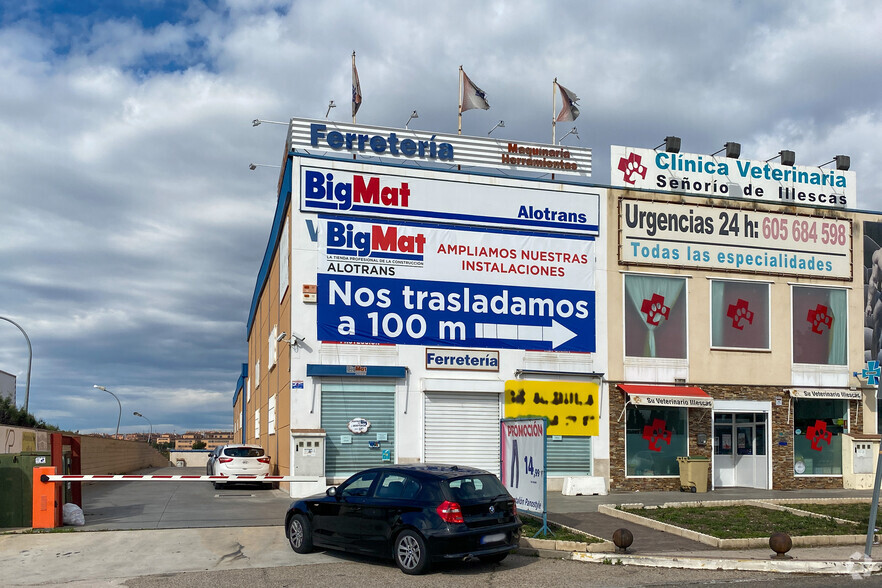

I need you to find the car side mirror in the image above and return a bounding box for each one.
[326,487,337,498]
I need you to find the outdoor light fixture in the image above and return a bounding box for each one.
[325,100,336,118]
[0,316,32,414]
[252,119,288,127]
[488,120,505,135]
[819,155,851,171]
[405,110,419,129]
[654,136,681,153]
[93,385,122,438]
[767,150,796,166]
[249,163,281,170]
[133,411,153,444]
[277,331,306,348]
[711,142,741,159]
[558,127,579,144]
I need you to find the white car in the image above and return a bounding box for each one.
[210,444,271,488]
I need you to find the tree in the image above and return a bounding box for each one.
[0,395,58,430]
[192,440,207,450]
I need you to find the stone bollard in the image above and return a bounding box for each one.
[613,528,633,554]
[769,532,793,560]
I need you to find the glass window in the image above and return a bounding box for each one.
[340,471,379,498]
[711,281,770,350]
[714,414,733,456]
[792,286,847,365]
[624,275,687,358]
[447,475,507,500]
[793,399,847,475]
[376,473,421,500]
[626,406,688,476]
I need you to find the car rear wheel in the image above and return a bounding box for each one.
[394,530,429,575]
[287,514,313,554]
[478,552,508,564]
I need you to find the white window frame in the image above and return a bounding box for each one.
[269,325,278,369]
[709,278,772,352]
[622,272,690,361]
[789,284,849,368]
[268,394,276,436]
[255,408,261,439]
[254,359,260,388]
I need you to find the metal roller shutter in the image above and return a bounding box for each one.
[547,436,592,475]
[321,383,395,478]
[424,392,500,475]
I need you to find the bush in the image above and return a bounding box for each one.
[0,395,58,429]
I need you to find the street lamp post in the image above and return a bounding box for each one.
[0,316,32,414]
[133,411,153,444]
[93,385,121,438]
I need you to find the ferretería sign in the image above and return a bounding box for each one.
[611,145,856,209]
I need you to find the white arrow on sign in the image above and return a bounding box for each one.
[474,320,577,349]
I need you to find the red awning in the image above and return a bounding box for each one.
[619,384,713,408]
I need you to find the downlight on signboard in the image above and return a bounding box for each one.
[611,145,856,209]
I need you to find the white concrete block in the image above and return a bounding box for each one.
[561,476,607,496]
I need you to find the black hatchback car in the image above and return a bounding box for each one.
[284,464,522,574]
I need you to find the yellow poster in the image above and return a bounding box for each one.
[504,380,599,436]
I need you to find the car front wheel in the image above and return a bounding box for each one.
[287,513,313,554]
[394,530,429,575]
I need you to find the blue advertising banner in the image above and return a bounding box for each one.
[317,274,595,352]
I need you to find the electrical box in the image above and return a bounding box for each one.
[854,442,874,474]
[292,429,326,477]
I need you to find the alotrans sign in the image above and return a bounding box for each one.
[611,145,856,210]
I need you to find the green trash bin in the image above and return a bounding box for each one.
[676,456,709,493]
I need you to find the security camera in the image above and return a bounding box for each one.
[290,330,307,343]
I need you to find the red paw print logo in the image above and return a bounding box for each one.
[642,418,672,452]
[617,153,647,185]
[806,420,832,451]
[807,304,833,334]
[726,299,754,330]
[641,293,669,326]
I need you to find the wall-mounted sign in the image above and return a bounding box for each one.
[300,161,600,235]
[618,197,852,280]
[504,380,599,436]
[611,145,856,209]
[317,216,596,353]
[425,348,500,371]
[290,118,592,176]
[788,388,862,400]
[368,441,381,449]
[347,418,371,434]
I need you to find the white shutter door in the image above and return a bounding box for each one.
[424,392,500,475]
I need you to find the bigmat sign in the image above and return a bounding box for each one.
[611,145,856,209]
[619,197,852,280]
[300,162,600,236]
[317,218,596,352]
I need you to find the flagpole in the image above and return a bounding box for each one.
[458,66,463,135]
[352,51,355,124]
[552,77,557,144]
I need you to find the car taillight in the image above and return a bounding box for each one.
[512,502,517,516]
[436,500,464,524]
[257,456,270,464]
[218,457,233,463]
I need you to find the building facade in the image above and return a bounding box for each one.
[238,118,877,497]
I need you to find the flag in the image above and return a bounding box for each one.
[461,69,490,111]
[352,55,362,118]
[555,82,580,122]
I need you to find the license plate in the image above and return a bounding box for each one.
[480,533,506,545]
[241,460,250,464]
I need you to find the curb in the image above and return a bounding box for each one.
[571,551,882,576]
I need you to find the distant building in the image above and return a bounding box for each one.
[0,369,15,404]
[173,430,233,450]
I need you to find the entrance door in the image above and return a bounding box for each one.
[713,412,769,488]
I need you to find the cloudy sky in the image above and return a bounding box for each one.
[1,0,880,435]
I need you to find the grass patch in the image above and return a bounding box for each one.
[783,502,873,524]
[520,515,604,543]
[627,505,864,539]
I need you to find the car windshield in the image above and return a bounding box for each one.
[446,475,507,501]
[224,446,264,458]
